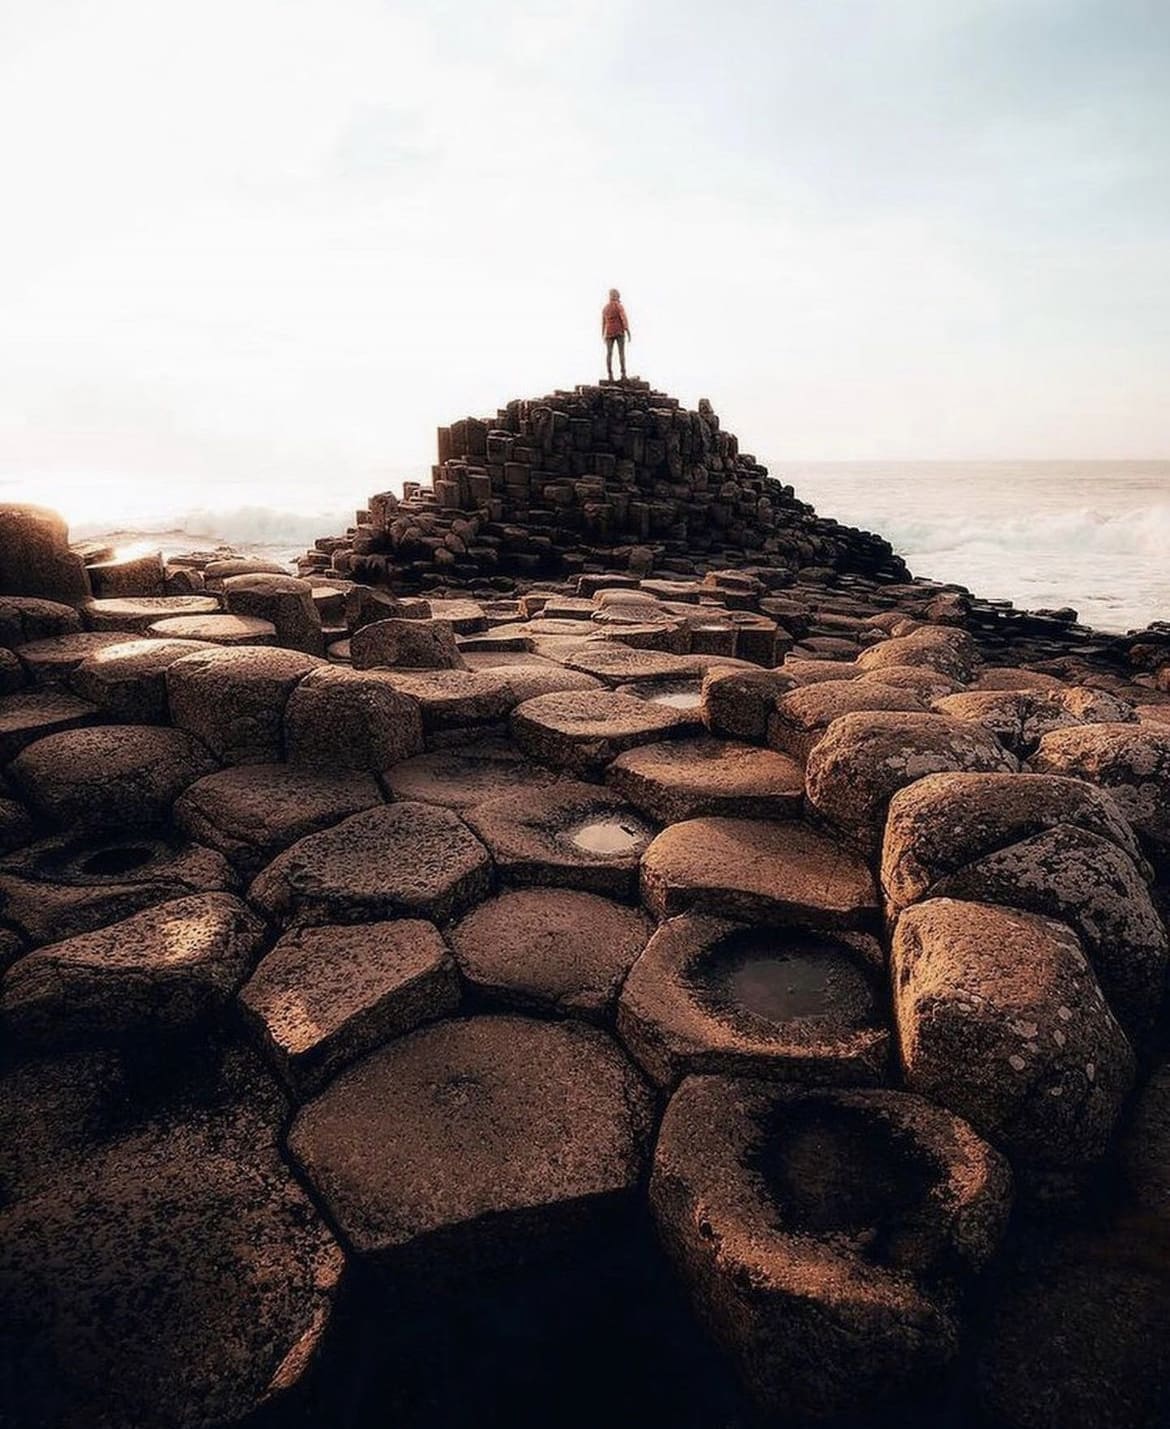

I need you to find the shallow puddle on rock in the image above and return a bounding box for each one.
[567,816,650,856]
[647,688,703,710]
[694,931,875,1024]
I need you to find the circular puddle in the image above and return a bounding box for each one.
[565,815,652,857]
[690,929,876,1026]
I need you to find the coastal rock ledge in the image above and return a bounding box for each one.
[1,382,1169,1428]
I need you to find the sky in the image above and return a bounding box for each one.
[1,0,1168,527]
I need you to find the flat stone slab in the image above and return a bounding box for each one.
[68,637,217,721]
[512,689,691,778]
[240,919,460,1096]
[651,1076,1010,1422]
[288,1015,654,1269]
[562,646,697,685]
[450,888,653,1020]
[84,595,221,632]
[0,833,237,947]
[249,803,492,927]
[0,689,100,763]
[618,914,888,1087]
[0,1051,343,1428]
[640,817,878,926]
[606,738,804,823]
[174,762,385,876]
[383,738,561,810]
[149,612,279,645]
[15,631,130,684]
[166,646,323,765]
[3,892,265,1046]
[466,782,656,897]
[10,724,216,834]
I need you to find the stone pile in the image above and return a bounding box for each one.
[297,380,908,590]
[1,396,1170,1429]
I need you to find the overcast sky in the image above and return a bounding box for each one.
[2,0,1168,515]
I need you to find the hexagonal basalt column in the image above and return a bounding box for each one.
[512,689,691,778]
[650,1076,1011,1423]
[288,1015,654,1273]
[618,915,888,1087]
[606,737,804,824]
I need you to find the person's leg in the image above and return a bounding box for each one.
[616,333,627,379]
[605,335,615,380]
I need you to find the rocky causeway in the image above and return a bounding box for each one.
[1,380,1169,1428]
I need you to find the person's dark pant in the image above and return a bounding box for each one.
[605,333,626,379]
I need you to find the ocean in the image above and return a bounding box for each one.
[2,460,1166,635]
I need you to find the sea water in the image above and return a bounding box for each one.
[2,460,1166,634]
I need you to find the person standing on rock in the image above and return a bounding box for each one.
[602,288,630,381]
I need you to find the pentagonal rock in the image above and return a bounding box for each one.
[450,888,652,1020]
[640,817,878,926]
[9,725,216,834]
[283,666,424,771]
[495,663,606,703]
[0,689,100,762]
[423,597,488,633]
[0,1051,344,1429]
[383,738,560,810]
[0,833,236,946]
[83,595,221,633]
[2,892,265,1046]
[68,637,216,721]
[855,626,977,682]
[651,1076,1011,1423]
[767,680,924,762]
[1032,723,1170,848]
[249,803,491,927]
[466,781,654,897]
[288,1015,654,1270]
[240,919,460,1096]
[606,738,804,823]
[15,631,129,684]
[618,915,888,1087]
[350,617,466,670]
[372,669,514,737]
[166,646,322,765]
[805,711,1017,849]
[562,645,696,685]
[892,898,1134,1179]
[221,573,324,654]
[148,613,278,645]
[174,763,384,876]
[700,666,798,743]
[512,689,690,778]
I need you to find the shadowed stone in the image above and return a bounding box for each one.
[222,573,325,655]
[288,1015,654,1270]
[0,649,24,695]
[606,738,804,823]
[166,646,323,765]
[174,763,384,877]
[10,725,216,834]
[931,689,1082,755]
[0,689,101,763]
[249,803,492,928]
[0,1050,344,1429]
[383,738,560,810]
[651,1076,1011,1423]
[450,888,652,1020]
[0,798,33,857]
[618,915,888,1087]
[700,666,798,743]
[640,817,878,926]
[68,637,217,721]
[892,898,1134,1180]
[373,669,514,736]
[0,827,237,947]
[283,666,424,770]
[0,596,82,648]
[0,504,89,604]
[85,551,165,598]
[512,689,690,778]
[466,782,655,897]
[240,919,460,1096]
[350,617,466,670]
[2,892,265,1046]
